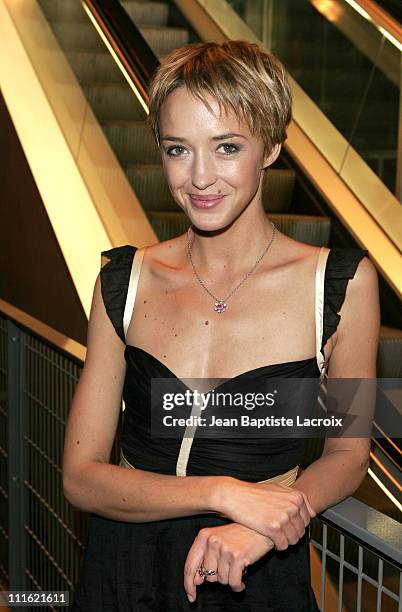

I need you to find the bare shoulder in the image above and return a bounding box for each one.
[338,255,379,328]
[143,234,188,270]
[346,254,378,294]
[329,253,380,377]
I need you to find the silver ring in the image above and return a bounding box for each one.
[198,566,217,578]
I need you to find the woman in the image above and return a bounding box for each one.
[64,41,380,611]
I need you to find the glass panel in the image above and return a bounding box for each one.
[343,35,400,194]
[227,0,401,201]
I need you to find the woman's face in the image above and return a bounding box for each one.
[158,86,280,232]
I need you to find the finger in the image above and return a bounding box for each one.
[286,515,306,544]
[286,501,308,541]
[271,501,307,548]
[216,555,230,585]
[275,519,300,549]
[289,489,313,526]
[302,493,316,517]
[202,543,219,583]
[295,512,308,539]
[298,503,311,528]
[228,562,246,593]
[194,566,205,587]
[269,527,289,551]
[290,487,316,518]
[184,537,206,602]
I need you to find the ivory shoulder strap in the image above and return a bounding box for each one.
[123,247,146,341]
[315,246,331,377]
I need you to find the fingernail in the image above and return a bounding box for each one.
[187,594,195,602]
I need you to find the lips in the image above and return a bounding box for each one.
[189,194,226,208]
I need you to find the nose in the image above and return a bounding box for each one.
[191,151,216,190]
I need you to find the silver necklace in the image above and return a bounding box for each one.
[187,221,276,313]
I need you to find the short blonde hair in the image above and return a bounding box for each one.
[147,40,292,156]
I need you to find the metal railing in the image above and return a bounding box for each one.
[2,316,85,609]
[311,499,401,610]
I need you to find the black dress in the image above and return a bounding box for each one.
[70,245,368,611]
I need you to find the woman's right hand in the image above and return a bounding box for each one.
[214,477,316,551]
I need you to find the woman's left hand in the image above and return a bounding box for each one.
[183,523,275,603]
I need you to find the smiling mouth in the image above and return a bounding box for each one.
[189,194,226,208]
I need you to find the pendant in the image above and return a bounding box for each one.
[214,300,227,313]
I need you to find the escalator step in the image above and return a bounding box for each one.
[50,21,189,63]
[51,21,105,52]
[139,25,189,58]
[148,211,331,246]
[262,169,295,213]
[67,51,127,86]
[250,213,331,246]
[82,84,147,122]
[126,164,174,212]
[120,1,169,27]
[37,0,87,23]
[39,0,169,28]
[103,121,161,164]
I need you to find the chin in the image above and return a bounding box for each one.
[186,213,235,235]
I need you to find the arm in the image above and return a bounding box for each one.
[62,272,225,521]
[290,256,381,513]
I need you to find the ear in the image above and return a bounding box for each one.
[262,143,282,170]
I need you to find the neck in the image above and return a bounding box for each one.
[187,210,276,276]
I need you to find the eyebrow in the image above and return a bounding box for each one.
[161,132,247,142]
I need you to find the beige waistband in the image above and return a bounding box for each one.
[256,465,300,486]
[119,451,300,487]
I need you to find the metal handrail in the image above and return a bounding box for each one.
[354,0,402,46]
[320,497,401,567]
[81,0,159,110]
[0,298,85,363]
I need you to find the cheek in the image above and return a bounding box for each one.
[222,158,260,186]
[163,163,188,188]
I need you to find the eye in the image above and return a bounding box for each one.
[165,146,186,157]
[218,143,240,154]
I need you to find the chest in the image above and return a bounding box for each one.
[126,262,320,380]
